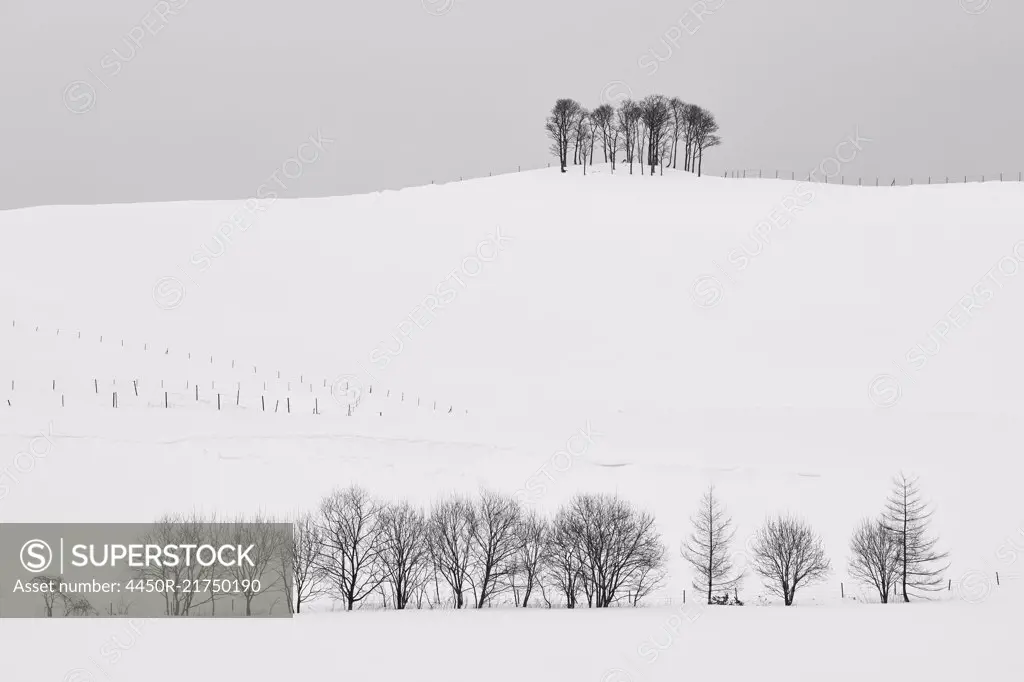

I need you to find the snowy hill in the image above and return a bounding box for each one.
[1,166,1022,680]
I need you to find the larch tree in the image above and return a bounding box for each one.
[681,484,744,604]
[883,473,949,602]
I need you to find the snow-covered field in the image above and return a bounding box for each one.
[2,166,1023,679]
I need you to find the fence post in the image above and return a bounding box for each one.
[112,392,117,408]
[217,394,221,411]
[996,572,1000,586]
[841,582,844,598]
[165,392,168,408]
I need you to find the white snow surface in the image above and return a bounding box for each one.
[1,165,1023,680]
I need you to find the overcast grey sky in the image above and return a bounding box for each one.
[1,0,1021,210]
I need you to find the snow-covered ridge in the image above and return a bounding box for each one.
[2,166,1023,606]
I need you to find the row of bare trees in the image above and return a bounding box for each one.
[29,513,289,618]
[49,472,943,617]
[291,486,667,612]
[545,95,721,177]
[681,473,949,607]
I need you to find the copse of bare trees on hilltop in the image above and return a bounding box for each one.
[545,95,721,177]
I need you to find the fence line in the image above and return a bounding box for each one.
[721,168,1024,187]
[1,320,467,420]
[315,570,1018,612]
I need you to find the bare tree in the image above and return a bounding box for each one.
[63,595,98,617]
[136,512,219,616]
[469,489,523,608]
[280,511,326,614]
[668,98,688,169]
[378,500,431,609]
[226,512,284,616]
[556,493,666,608]
[545,99,581,173]
[591,104,615,164]
[884,473,949,602]
[545,509,584,608]
[683,104,701,171]
[628,561,667,607]
[29,575,98,617]
[681,484,744,604]
[318,485,386,611]
[639,95,672,176]
[512,509,549,607]
[751,513,831,606]
[691,108,720,177]
[616,100,641,174]
[428,494,476,609]
[848,517,901,603]
[31,575,64,617]
[572,106,590,167]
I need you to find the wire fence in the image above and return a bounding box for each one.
[312,570,1020,613]
[0,319,468,420]
[426,163,1024,188]
[722,168,1024,187]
